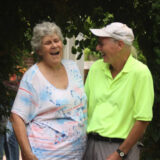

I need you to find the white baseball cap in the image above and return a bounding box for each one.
[90,22,134,45]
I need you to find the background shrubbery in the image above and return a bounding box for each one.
[0,0,160,159]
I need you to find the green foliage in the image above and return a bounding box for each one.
[84,48,101,61]
[84,48,91,61]
[70,12,113,60]
[0,0,160,159]
[0,51,17,117]
[0,0,54,117]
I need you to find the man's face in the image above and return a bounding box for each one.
[96,37,120,64]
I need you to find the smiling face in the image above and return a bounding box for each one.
[38,34,63,66]
[96,37,121,64]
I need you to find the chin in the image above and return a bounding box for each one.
[53,58,62,64]
[52,60,61,64]
[103,58,108,63]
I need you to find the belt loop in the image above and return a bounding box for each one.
[109,138,112,143]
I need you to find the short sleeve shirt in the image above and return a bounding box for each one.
[85,55,154,139]
[12,59,87,160]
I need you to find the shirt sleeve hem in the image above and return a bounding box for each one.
[135,117,152,121]
[11,110,28,124]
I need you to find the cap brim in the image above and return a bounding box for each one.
[90,29,111,37]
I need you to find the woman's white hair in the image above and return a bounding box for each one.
[31,21,64,52]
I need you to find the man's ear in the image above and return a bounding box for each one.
[117,40,125,50]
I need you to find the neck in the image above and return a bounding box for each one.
[38,61,63,72]
[110,54,129,72]
[110,51,130,78]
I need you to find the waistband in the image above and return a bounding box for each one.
[88,132,124,143]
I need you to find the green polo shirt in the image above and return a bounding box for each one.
[85,55,154,139]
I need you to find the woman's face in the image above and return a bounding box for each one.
[38,34,63,66]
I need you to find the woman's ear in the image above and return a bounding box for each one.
[37,49,42,56]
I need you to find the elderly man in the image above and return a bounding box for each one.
[83,22,154,160]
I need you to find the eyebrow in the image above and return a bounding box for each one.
[97,40,103,45]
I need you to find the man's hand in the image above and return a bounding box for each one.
[106,121,149,160]
[106,151,122,160]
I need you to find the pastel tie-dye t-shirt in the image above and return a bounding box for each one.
[12,60,87,160]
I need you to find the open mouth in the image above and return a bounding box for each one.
[50,51,60,55]
[101,53,105,57]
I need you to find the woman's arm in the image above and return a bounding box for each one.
[10,113,38,160]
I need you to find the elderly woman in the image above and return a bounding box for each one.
[11,21,87,160]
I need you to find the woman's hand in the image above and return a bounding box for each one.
[22,152,38,160]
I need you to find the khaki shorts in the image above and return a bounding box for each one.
[83,135,140,160]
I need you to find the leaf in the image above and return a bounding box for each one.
[76,52,83,60]
[71,46,77,54]
[63,39,67,45]
[75,40,79,45]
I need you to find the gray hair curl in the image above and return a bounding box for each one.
[31,21,64,52]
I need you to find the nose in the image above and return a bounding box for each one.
[96,44,101,51]
[51,41,57,48]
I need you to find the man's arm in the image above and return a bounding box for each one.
[106,120,149,160]
[10,113,38,160]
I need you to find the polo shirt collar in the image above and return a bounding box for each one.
[102,54,135,72]
[121,54,135,73]
[102,62,112,78]
[102,54,135,79]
